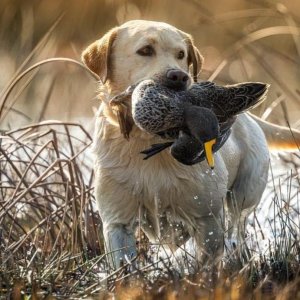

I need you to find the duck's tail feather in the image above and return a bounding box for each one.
[229,82,270,110]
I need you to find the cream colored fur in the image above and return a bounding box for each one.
[82,20,300,269]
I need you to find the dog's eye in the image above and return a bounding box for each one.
[177,50,185,60]
[137,45,155,56]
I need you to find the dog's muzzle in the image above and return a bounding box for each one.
[163,69,191,90]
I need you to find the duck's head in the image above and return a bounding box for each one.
[183,105,220,169]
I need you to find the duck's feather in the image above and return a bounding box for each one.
[180,81,269,122]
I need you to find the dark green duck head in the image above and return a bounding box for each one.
[182,105,219,168]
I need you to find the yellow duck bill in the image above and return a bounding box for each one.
[204,139,216,169]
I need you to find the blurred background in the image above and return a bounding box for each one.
[0,0,300,131]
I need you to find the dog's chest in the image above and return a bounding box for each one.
[132,156,226,217]
[95,125,228,217]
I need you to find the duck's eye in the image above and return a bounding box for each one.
[136,45,155,56]
[177,50,185,60]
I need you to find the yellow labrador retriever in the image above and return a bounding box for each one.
[82,20,300,268]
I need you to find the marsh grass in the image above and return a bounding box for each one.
[0,0,300,299]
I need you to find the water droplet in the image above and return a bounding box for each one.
[194,195,198,200]
[208,231,213,235]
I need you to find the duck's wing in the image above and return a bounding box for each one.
[179,81,216,108]
[219,116,236,133]
[212,82,269,122]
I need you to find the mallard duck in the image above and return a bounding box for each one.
[110,79,269,168]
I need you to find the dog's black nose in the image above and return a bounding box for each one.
[165,69,190,90]
[166,69,189,83]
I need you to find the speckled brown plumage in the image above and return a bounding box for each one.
[110,79,269,164]
[131,79,268,135]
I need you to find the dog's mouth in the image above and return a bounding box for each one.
[109,71,192,139]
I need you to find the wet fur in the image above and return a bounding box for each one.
[82,20,299,268]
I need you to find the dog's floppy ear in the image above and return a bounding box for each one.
[180,32,204,83]
[187,41,204,83]
[81,27,118,84]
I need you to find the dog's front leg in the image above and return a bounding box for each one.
[193,214,224,283]
[103,222,137,269]
[94,171,139,269]
[194,215,224,264]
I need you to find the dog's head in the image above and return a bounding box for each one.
[82,20,204,127]
[82,20,203,91]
